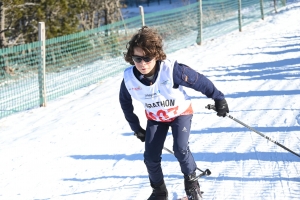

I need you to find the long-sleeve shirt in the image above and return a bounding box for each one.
[119,60,225,132]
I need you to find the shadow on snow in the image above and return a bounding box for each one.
[62,175,300,182]
[69,151,300,162]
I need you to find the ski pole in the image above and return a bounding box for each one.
[205,104,300,158]
[163,146,211,179]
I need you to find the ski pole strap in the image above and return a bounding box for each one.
[163,147,211,176]
[205,104,300,158]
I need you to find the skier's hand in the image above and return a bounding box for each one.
[214,99,229,117]
[134,128,146,142]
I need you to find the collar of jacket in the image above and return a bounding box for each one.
[133,61,161,86]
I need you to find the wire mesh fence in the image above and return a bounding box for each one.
[0,0,286,119]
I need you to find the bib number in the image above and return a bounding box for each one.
[146,106,179,122]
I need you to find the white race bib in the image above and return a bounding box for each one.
[124,59,191,122]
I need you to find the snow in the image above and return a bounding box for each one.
[1,1,300,200]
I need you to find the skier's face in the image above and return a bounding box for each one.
[133,47,157,77]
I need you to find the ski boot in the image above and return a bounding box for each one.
[147,180,168,200]
[184,172,202,200]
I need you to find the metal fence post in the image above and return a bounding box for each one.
[196,0,203,45]
[273,0,277,13]
[139,6,145,26]
[38,22,47,107]
[238,0,242,32]
[260,0,264,20]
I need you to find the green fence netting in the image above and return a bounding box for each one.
[0,0,286,119]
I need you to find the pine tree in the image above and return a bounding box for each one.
[36,0,87,39]
[0,0,124,47]
[78,0,124,31]
[0,0,87,47]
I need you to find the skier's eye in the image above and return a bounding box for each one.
[132,55,153,63]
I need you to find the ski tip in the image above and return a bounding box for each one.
[178,197,187,200]
[177,192,204,199]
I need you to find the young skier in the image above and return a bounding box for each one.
[119,26,229,200]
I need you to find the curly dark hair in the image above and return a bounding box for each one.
[124,26,166,65]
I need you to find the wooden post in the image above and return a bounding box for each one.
[139,6,145,27]
[118,8,128,35]
[238,0,242,32]
[260,0,264,20]
[38,22,47,107]
[0,2,6,47]
[196,0,203,45]
[91,11,95,29]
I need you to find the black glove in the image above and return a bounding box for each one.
[214,99,229,117]
[134,128,146,142]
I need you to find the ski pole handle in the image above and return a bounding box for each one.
[205,104,217,112]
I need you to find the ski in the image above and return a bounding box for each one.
[177,191,204,200]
